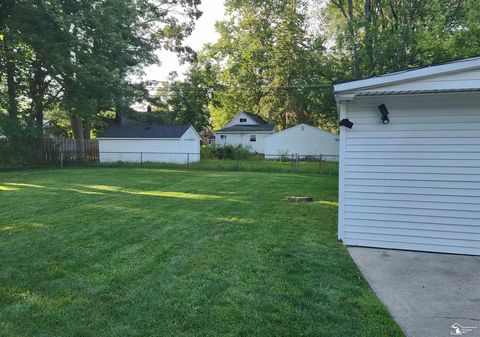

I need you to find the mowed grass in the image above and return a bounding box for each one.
[0,168,403,337]
[98,158,339,176]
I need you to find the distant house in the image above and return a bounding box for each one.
[97,124,200,164]
[214,111,276,153]
[264,124,339,160]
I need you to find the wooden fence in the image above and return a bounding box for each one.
[44,138,99,164]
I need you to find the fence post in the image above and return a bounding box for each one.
[60,151,64,168]
[236,153,240,171]
[140,152,143,167]
[187,153,190,169]
[319,154,323,176]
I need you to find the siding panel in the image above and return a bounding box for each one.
[341,93,480,255]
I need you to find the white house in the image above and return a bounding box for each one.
[334,56,480,256]
[97,124,200,164]
[264,124,339,160]
[214,111,276,153]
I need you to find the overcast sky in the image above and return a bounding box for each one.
[142,0,226,82]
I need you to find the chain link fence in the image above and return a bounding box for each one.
[1,138,339,176]
[49,150,338,176]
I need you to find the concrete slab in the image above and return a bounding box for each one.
[348,247,480,337]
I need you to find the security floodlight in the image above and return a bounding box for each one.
[339,118,353,129]
[378,104,390,124]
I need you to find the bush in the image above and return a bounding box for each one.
[200,145,215,159]
[0,119,46,170]
[202,144,253,160]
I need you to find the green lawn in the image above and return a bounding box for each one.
[96,158,338,176]
[0,168,402,337]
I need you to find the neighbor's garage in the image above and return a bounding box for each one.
[334,57,480,255]
[97,124,200,164]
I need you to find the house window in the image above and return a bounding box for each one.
[250,135,256,142]
[220,135,226,140]
[240,118,247,123]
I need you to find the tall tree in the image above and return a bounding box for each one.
[324,0,480,80]
[203,0,335,131]
[0,0,202,141]
[155,63,215,131]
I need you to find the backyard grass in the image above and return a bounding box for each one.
[0,168,403,337]
[72,157,339,176]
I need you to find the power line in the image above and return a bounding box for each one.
[144,82,333,92]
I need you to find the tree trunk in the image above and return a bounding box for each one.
[331,0,361,78]
[364,0,374,76]
[83,121,91,140]
[70,115,85,160]
[70,115,84,140]
[347,0,360,78]
[3,37,17,119]
[31,57,46,128]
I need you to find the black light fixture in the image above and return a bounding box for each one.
[378,104,390,124]
[339,118,354,129]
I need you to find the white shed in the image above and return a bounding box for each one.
[264,124,339,160]
[97,124,200,164]
[334,57,480,256]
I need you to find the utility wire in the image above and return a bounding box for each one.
[144,83,333,92]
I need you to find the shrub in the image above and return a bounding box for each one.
[202,144,253,160]
[200,145,215,159]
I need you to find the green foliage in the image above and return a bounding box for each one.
[200,144,215,159]
[202,0,336,131]
[0,116,44,169]
[206,144,253,159]
[324,0,480,80]
[0,168,403,336]
[154,63,215,130]
[1,0,202,142]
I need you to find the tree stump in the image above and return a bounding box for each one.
[287,196,313,202]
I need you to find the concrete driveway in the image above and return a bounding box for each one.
[348,247,480,337]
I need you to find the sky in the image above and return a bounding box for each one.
[142,0,226,83]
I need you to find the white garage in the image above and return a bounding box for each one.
[264,124,339,160]
[97,124,200,164]
[334,57,480,255]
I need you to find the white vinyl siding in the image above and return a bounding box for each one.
[98,126,200,164]
[264,124,339,160]
[340,93,480,255]
[214,132,271,153]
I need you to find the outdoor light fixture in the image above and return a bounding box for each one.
[339,118,354,129]
[378,104,390,124]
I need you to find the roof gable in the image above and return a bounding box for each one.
[266,124,337,139]
[224,111,269,128]
[334,57,480,100]
[98,124,192,139]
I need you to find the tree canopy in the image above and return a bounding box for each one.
[2,0,480,141]
[0,0,201,141]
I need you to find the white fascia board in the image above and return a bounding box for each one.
[185,125,201,140]
[333,57,480,94]
[265,124,337,138]
[214,131,275,134]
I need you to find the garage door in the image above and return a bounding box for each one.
[341,93,480,255]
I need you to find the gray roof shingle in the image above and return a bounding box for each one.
[216,124,276,133]
[216,112,275,133]
[242,111,269,125]
[98,124,191,138]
